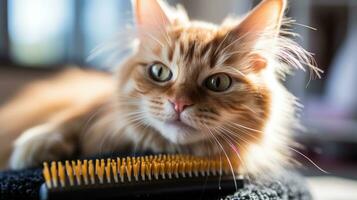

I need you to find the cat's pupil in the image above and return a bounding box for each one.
[158,67,162,78]
[215,77,221,88]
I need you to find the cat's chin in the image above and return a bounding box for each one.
[166,120,196,131]
[158,120,206,145]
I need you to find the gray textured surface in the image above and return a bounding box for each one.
[225,171,311,200]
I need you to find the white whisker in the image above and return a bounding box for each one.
[203,123,238,191]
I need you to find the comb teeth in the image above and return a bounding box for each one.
[42,154,232,189]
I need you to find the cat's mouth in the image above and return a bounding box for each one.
[165,120,196,131]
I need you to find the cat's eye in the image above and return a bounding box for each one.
[205,73,232,92]
[148,63,172,82]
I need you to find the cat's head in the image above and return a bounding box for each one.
[115,0,317,172]
[118,0,285,142]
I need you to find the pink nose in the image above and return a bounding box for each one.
[169,98,193,113]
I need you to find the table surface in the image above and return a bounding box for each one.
[307,176,357,200]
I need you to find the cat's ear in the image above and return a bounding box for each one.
[235,0,286,38]
[232,0,287,71]
[132,0,171,42]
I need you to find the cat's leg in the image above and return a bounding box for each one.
[9,123,76,169]
[8,99,110,170]
[8,104,96,170]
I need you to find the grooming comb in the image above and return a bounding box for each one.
[40,154,243,200]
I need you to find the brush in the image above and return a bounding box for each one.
[40,154,243,200]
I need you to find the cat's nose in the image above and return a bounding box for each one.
[168,98,193,113]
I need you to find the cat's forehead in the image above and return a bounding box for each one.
[164,25,237,69]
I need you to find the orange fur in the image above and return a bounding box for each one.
[0,68,114,169]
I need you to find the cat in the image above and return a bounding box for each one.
[1,0,321,177]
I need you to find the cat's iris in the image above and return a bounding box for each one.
[205,73,232,92]
[148,63,172,82]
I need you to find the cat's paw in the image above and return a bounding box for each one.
[9,124,74,170]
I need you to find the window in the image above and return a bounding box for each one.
[1,0,132,68]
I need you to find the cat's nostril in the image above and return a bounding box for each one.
[168,99,193,113]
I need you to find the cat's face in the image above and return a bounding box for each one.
[128,26,270,145]
[117,0,289,149]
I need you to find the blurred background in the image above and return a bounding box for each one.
[0,0,356,199]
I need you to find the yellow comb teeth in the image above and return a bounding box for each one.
[43,163,52,188]
[65,161,74,186]
[58,162,65,187]
[82,160,88,185]
[42,154,233,188]
[88,160,95,184]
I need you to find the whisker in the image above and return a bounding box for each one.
[288,146,329,174]
[220,31,251,53]
[203,123,238,191]
[225,121,328,173]
[191,116,224,189]
[218,125,253,144]
[213,126,252,183]
[214,31,230,55]
[226,121,263,134]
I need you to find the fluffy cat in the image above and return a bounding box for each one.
[1,0,320,177]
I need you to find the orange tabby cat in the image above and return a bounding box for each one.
[0,0,320,177]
